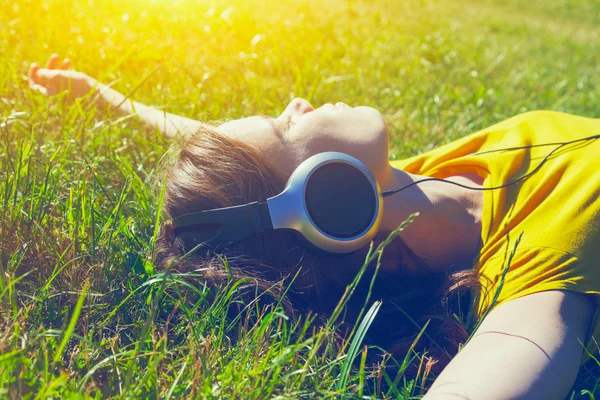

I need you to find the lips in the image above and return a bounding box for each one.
[335,102,351,110]
[314,102,352,112]
[319,103,339,111]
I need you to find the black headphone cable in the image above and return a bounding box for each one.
[381,133,600,198]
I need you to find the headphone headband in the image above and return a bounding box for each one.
[172,201,273,248]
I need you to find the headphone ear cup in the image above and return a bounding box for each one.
[304,162,378,239]
[288,229,359,257]
[269,152,383,254]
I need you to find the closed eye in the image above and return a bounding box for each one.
[259,114,290,138]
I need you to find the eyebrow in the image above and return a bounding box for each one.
[259,114,284,139]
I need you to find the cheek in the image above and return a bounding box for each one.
[267,140,306,179]
[295,116,391,184]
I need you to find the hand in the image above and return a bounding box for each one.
[28,54,96,101]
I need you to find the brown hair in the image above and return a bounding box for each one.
[154,127,481,374]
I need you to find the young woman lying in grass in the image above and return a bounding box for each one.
[29,54,600,399]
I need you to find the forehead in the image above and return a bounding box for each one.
[215,116,289,159]
[216,116,282,140]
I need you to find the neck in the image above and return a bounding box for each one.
[379,166,483,273]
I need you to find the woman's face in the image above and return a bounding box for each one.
[216,98,392,186]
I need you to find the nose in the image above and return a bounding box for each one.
[286,97,314,116]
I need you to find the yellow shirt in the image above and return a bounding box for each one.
[389,111,600,364]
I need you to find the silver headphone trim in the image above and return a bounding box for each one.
[266,152,383,253]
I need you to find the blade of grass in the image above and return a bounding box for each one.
[336,300,382,390]
[53,283,88,365]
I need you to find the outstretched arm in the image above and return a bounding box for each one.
[424,290,595,400]
[28,54,203,138]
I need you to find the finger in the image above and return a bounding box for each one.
[28,63,40,85]
[33,68,63,88]
[45,53,60,70]
[30,83,49,96]
[60,58,71,70]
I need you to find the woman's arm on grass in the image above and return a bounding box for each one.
[28,54,203,138]
[424,290,595,400]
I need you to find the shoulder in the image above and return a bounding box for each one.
[425,290,595,400]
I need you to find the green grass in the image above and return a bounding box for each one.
[1,0,600,397]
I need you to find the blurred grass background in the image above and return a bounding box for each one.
[1,0,599,397]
